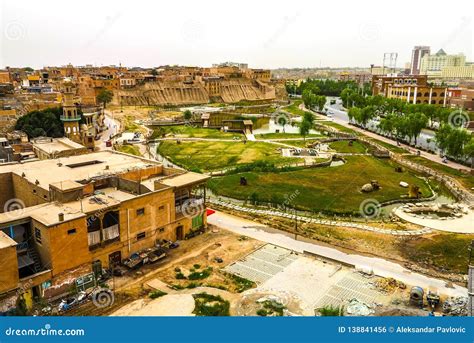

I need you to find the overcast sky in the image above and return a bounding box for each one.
[0,0,472,69]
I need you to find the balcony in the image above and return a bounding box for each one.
[88,224,120,251]
[60,115,81,122]
[175,196,205,218]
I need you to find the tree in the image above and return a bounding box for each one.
[303,111,314,126]
[299,119,312,141]
[96,89,114,108]
[15,107,64,138]
[183,110,192,121]
[277,114,288,133]
[463,139,474,167]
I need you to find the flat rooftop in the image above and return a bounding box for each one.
[0,151,160,192]
[32,137,85,154]
[0,231,17,249]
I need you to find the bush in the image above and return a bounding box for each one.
[175,272,186,280]
[193,293,230,316]
[230,274,256,293]
[149,290,167,299]
[318,305,344,316]
[193,264,201,269]
[188,267,212,280]
[257,309,268,316]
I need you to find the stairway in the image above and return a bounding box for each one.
[27,246,42,273]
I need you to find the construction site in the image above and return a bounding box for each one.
[42,216,466,318]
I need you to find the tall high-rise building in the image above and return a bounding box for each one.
[410,46,430,75]
[420,49,466,76]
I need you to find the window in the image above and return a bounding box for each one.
[35,228,42,244]
[136,232,146,241]
[136,208,145,216]
[67,228,77,235]
[159,228,165,233]
[158,205,165,210]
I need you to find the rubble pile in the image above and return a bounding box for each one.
[346,299,375,316]
[372,277,406,294]
[442,296,468,316]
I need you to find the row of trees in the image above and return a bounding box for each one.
[302,90,326,111]
[287,79,367,97]
[341,89,459,126]
[344,88,473,161]
[435,124,473,160]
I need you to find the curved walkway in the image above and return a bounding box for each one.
[209,198,432,236]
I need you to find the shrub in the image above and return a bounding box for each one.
[149,290,167,299]
[192,293,230,316]
[318,305,344,316]
[188,267,212,280]
[175,272,186,280]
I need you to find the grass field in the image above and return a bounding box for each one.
[317,122,358,134]
[208,155,432,214]
[281,100,309,116]
[366,138,407,153]
[255,132,323,140]
[153,126,242,139]
[400,233,473,274]
[329,140,368,153]
[405,155,474,190]
[116,144,141,156]
[157,140,301,172]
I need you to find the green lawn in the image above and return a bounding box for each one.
[208,155,432,215]
[157,140,301,172]
[255,132,323,140]
[116,144,141,156]
[405,155,474,190]
[152,126,242,139]
[400,233,474,274]
[281,100,309,116]
[317,122,358,134]
[329,140,368,153]
[366,138,407,153]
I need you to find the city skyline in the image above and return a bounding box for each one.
[1,0,472,69]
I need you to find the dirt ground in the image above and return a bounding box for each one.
[214,205,467,284]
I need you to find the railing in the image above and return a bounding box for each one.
[60,115,81,121]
